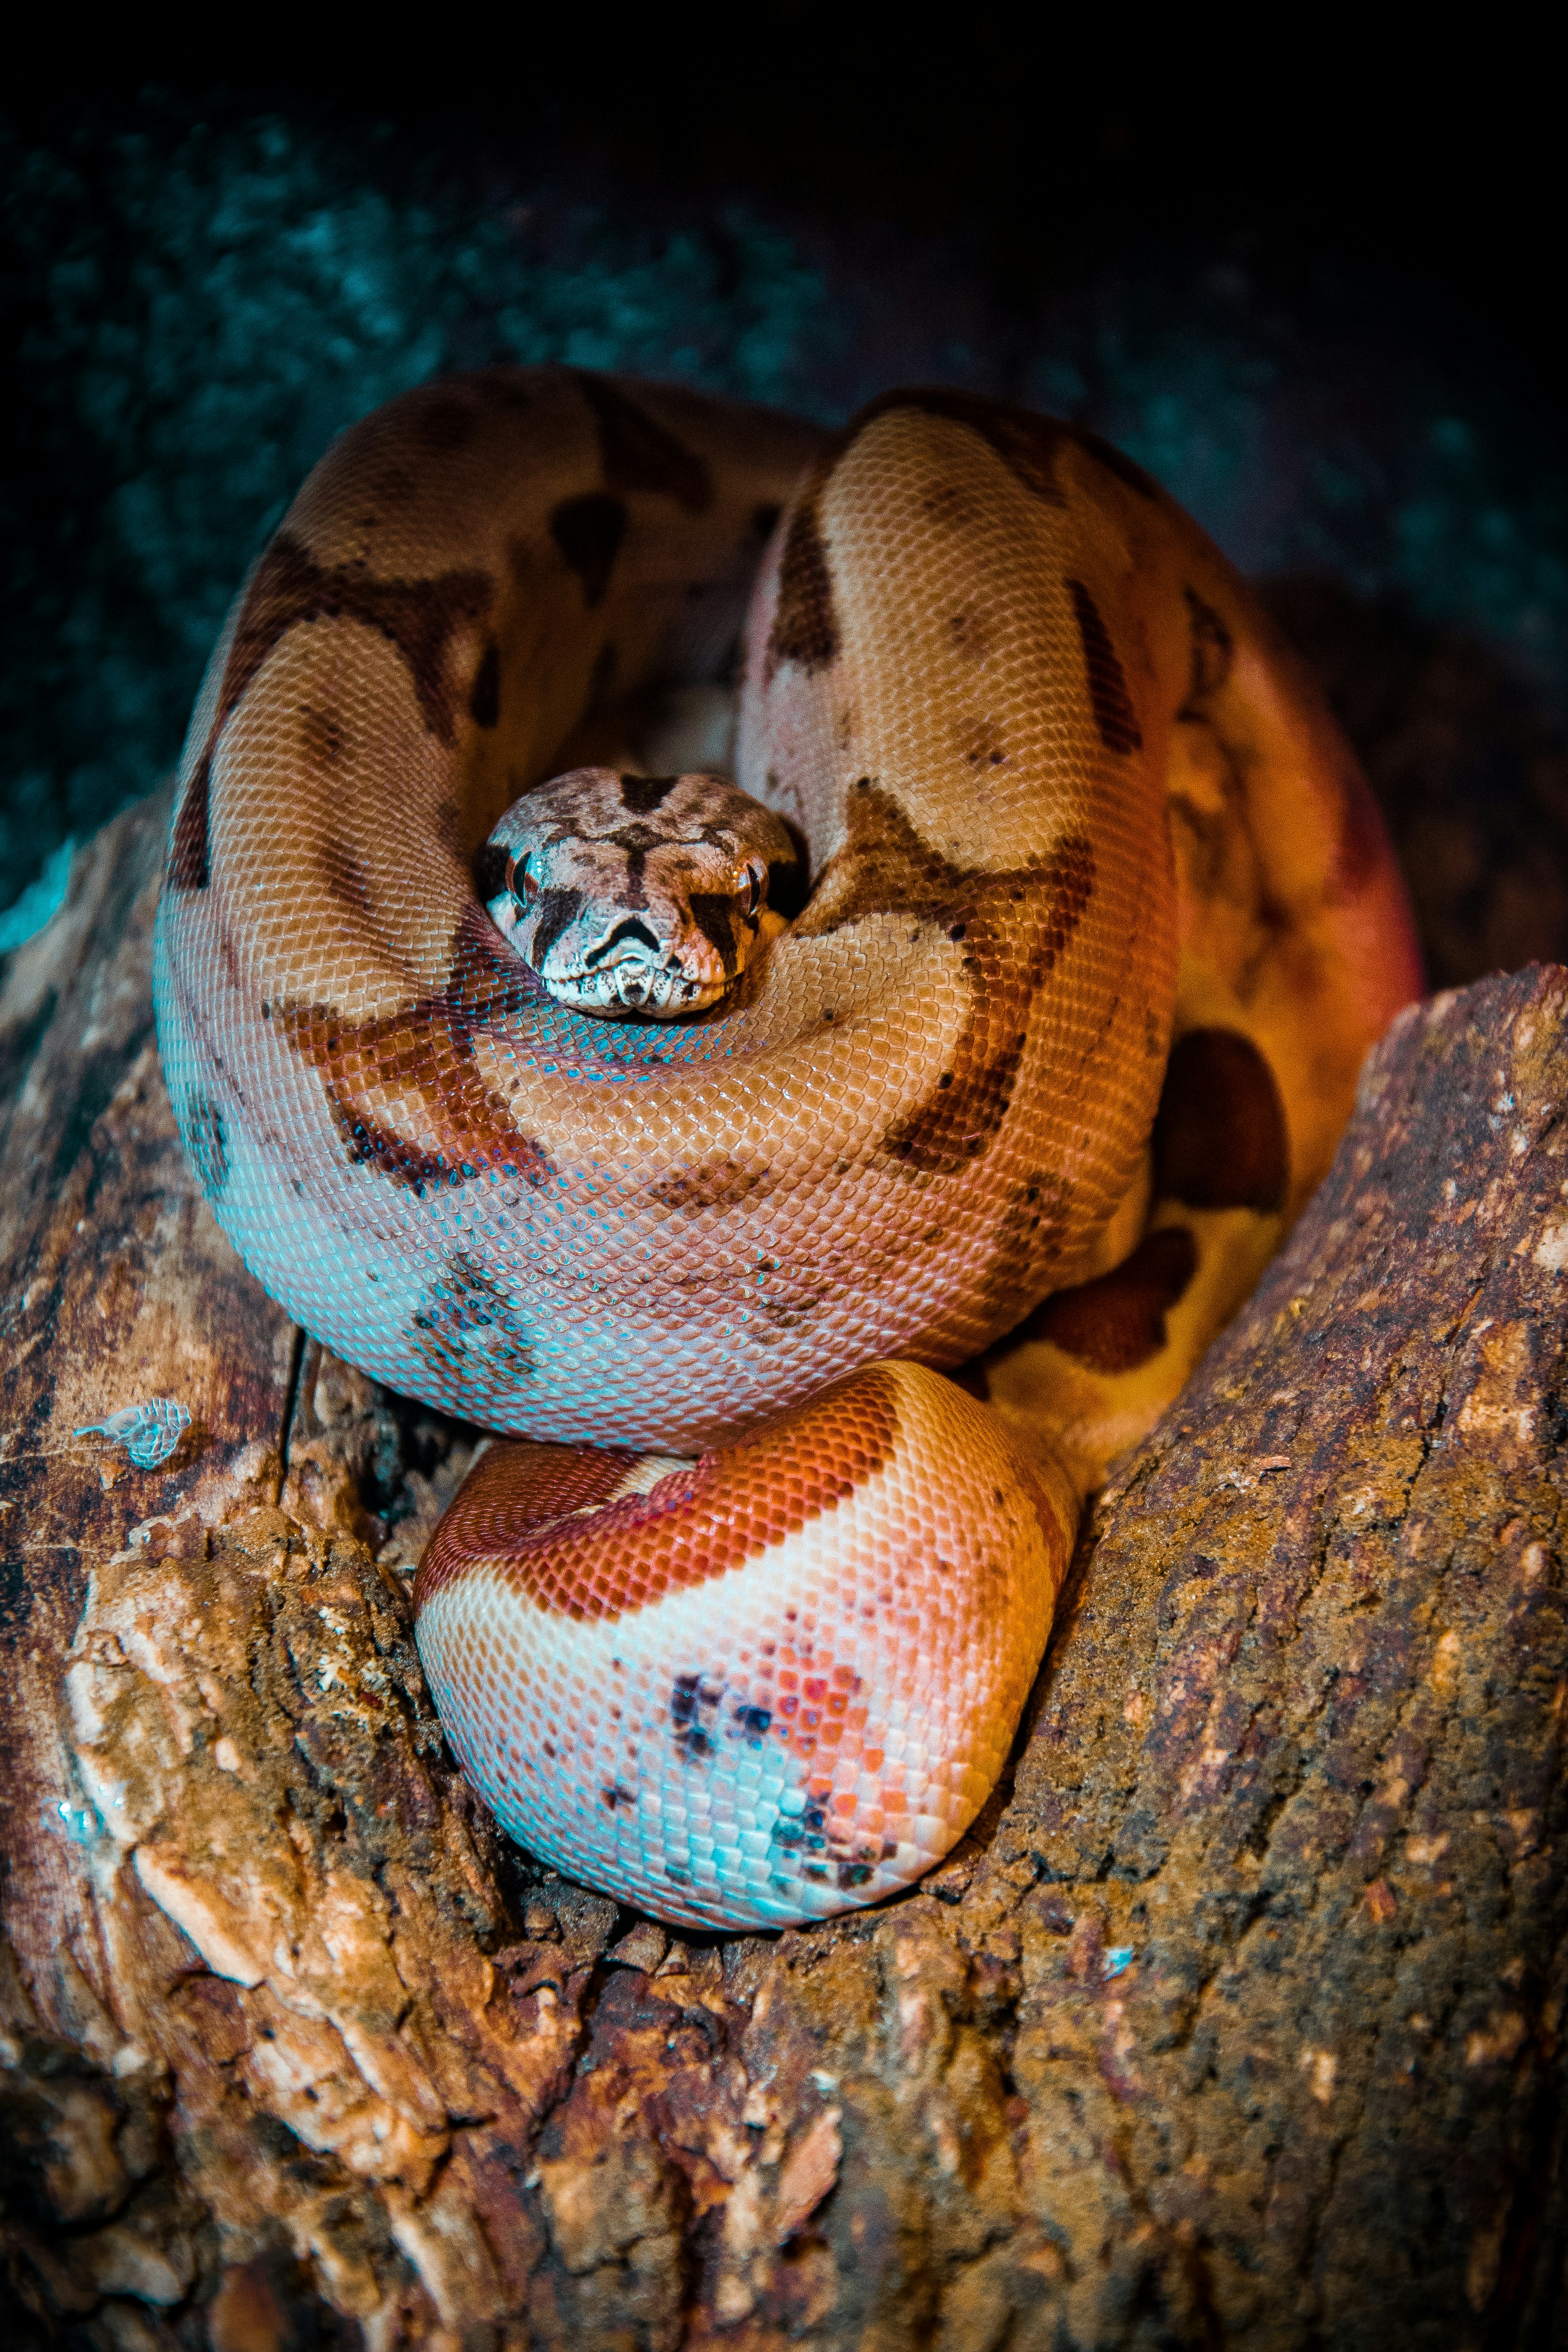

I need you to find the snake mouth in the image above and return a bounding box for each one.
[542,914,731,1019]
[541,958,729,1020]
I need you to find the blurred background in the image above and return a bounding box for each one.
[3,27,1563,983]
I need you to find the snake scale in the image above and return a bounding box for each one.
[153,367,1422,1929]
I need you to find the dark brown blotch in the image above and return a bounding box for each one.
[551,493,627,610]
[688,892,743,974]
[1067,579,1142,756]
[529,888,585,968]
[579,832,659,909]
[1070,428,1162,501]
[960,716,1008,769]
[410,1249,535,1395]
[879,832,1097,1178]
[415,394,479,451]
[1152,1028,1288,1213]
[469,642,501,730]
[300,704,347,765]
[178,1088,228,1201]
[948,608,991,661]
[795,781,1096,1177]
[1179,587,1233,715]
[175,533,496,871]
[793,778,957,939]
[620,774,679,815]
[167,763,211,891]
[372,464,418,507]
[279,991,553,1200]
[474,841,511,905]
[883,1029,1027,1175]
[321,842,374,925]
[573,373,713,513]
[648,1160,772,1213]
[764,833,809,919]
[1022,1226,1198,1375]
[328,1097,469,1197]
[766,494,838,680]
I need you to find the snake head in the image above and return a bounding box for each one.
[480,767,802,1019]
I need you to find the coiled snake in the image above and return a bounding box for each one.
[154,369,1421,1929]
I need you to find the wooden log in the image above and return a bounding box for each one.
[2,787,1565,2350]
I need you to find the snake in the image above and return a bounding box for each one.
[153,367,1422,1931]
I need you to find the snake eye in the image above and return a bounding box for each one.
[510,853,541,907]
[738,861,766,919]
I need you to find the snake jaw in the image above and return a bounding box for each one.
[482,888,730,1017]
[551,936,732,1020]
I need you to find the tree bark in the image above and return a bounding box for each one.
[2,788,1565,2351]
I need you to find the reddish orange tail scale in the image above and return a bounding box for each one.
[414,1364,1076,1930]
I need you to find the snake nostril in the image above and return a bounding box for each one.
[584,917,662,966]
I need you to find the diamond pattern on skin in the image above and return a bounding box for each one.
[153,368,1422,1924]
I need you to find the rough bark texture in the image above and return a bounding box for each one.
[2,787,1565,2351]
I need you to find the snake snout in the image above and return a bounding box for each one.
[583,912,729,1017]
[584,915,663,971]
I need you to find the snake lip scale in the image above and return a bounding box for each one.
[153,366,1422,1931]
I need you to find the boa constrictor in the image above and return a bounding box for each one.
[153,368,1421,1931]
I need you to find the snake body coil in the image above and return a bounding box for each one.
[154,369,1421,1928]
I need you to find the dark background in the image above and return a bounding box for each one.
[4,26,1564,980]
